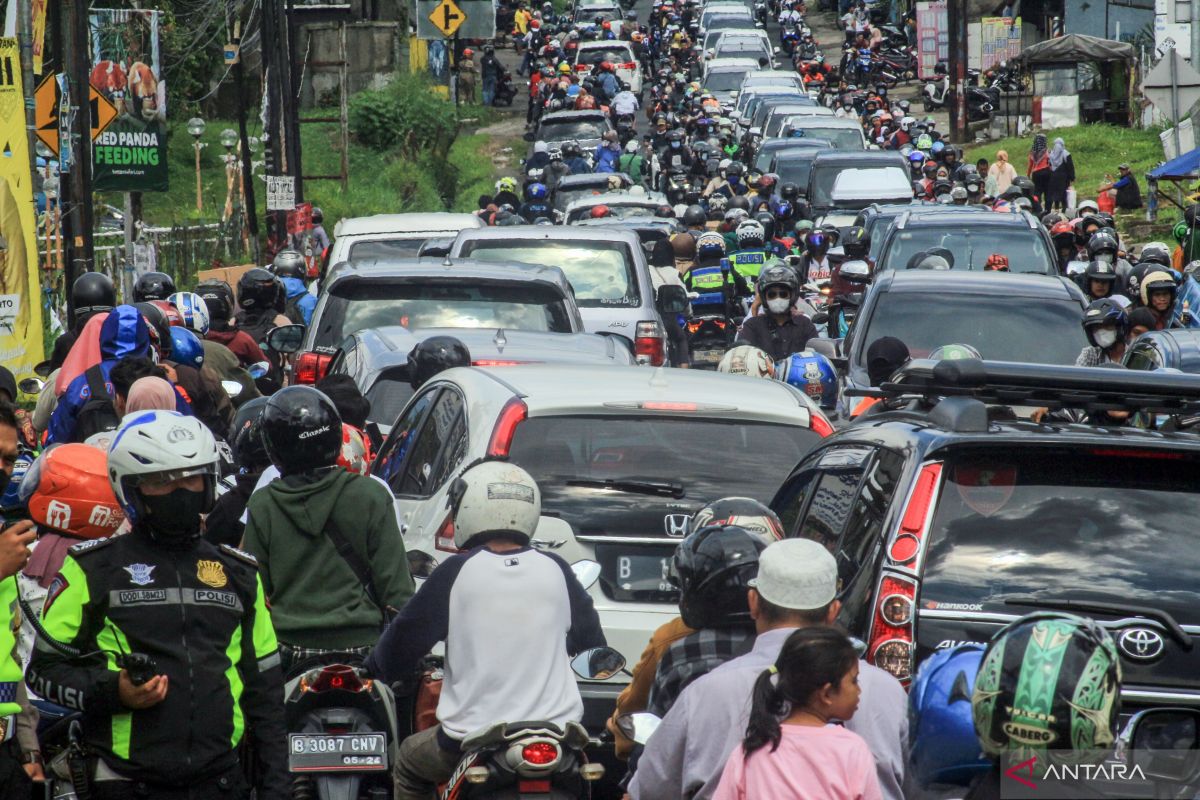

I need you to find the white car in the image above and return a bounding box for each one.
[370,365,831,682]
[328,213,485,264]
[711,30,776,66]
[819,167,914,228]
[574,40,643,99]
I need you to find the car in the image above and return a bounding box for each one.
[370,364,831,712]
[754,137,833,173]
[572,2,621,23]
[757,103,834,139]
[293,257,586,382]
[550,172,634,214]
[874,207,1059,275]
[734,87,810,121]
[805,151,908,222]
[449,225,672,365]
[818,167,914,228]
[701,57,762,103]
[835,270,1089,417]
[772,114,868,146]
[703,21,765,52]
[326,213,485,264]
[698,4,755,32]
[768,148,835,196]
[325,326,635,433]
[770,358,1200,729]
[739,69,805,93]
[534,110,615,153]
[711,31,776,65]
[574,40,643,98]
[852,201,944,263]
[563,190,671,224]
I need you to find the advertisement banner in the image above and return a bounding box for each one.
[89,9,168,192]
[31,0,47,74]
[0,38,47,377]
[980,17,1022,72]
[916,0,948,81]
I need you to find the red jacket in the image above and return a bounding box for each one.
[205,328,268,367]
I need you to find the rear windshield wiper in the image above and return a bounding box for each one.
[565,478,686,499]
[1004,597,1193,651]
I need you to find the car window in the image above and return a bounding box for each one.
[798,469,862,553]
[704,70,749,92]
[780,125,863,149]
[459,240,640,308]
[538,118,608,141]
[372,389,438,490]
[394,388,465,497]
[878,224,1056,273]
[772,155,819,188]
[835,449,904,631]
[567,203,659,223]
[576,46,635,65]
[348,238,426,261]
[365,370,415,427]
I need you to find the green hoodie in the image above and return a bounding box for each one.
[242,469,414,649]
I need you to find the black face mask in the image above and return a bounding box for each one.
[141,486,210,542]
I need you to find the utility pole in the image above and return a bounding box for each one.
[261,0,301,252]
[947,0,968,143]
[62,0,95,322]
[16,0,37,179]
[231,1,259,260]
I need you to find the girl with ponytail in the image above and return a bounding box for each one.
[713,627,882,800]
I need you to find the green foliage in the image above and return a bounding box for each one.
[348,73,459,156]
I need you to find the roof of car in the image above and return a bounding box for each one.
[576,40,634,50]
[448,364,820,424]
[744,69,802,80]
[564,191,669,213]
[811,150,907,165]
[897,207,1040,228]
[452,224,643,245]
[351,326,634,369]
[332,213,483,238]
[875,269,1082,299]
[539,109,610,122]
[324,256,575,295]
[705,57,762,71]
[552,172,632,190]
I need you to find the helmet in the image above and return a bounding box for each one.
[195,280,235,325]
[72,272,116,317]
[1082,297,1129,346]
[670,232,697,260]
[758,262,800,296]
[1077,198,1100,215]
[1012,175,1036,196]
[805,230,829,253]
[312,206,324,224]
[167,292,211,336]
[132,271,176,302]
[107,411,220,526]
[669,524,775,629]
[916,133,933,151]
[237,267,283,313]
[135,302,173,359]
[717,345,775,378]
[908,151,925,165]
[921,162,938,179]
[526,182,548,200]
[690,497,783,541]
[1174,220,1191,244]
[735,219,765,248]
[337,424,370,475]
[590,204,611,219]
[929,343,982,360]
[407,335,471,389]
[909,645,990,788]
[260,386,343,476]
[972,613,1120,759]
[1084,259,1118,284]
[1050,220,1075,248]
[496,177,518,195]
[229,397,271,472]
[21,444,124,539]
[1087,231,1119,259]
[843,226,869,259]
[168,327,205,370]
[983,253,1009,271]
[462,47,474,57]
[600,60,614,72]
[906,248,954,270]
[780,182,799,201]
[776,351,838,409]
[682,204,706,227]
[1139,241,1172,267]
[950,186,968,202]
[271,249,306,279]
[448,460,541,549]
[0,448,33,513]
[1141,269,1179,307]
[695,231,726,261]
[707,194,728,215]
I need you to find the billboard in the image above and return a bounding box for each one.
[916,0,948,81]
[980,17,1022,72]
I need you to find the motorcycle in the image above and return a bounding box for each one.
[615,113,637,145]
[492,71,517,107]
[923,65,949,111]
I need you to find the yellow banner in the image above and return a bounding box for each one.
[0,38,46,379]
[31,0,48,74]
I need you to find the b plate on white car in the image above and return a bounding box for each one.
[288,733,388,772]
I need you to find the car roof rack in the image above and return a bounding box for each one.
[872,358,1200,431]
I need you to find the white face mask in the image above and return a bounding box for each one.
[1093,327,1118,349]
[766,297,791,314]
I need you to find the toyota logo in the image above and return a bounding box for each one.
[1118,627,1166,661]
[663,514,691,538]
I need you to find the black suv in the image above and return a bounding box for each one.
[770,359,1200,717]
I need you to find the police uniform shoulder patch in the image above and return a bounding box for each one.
[219,544,259,567]
[68,536,117,557]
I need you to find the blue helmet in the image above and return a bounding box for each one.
[931,140,945,154]
[526,182,548,200]
[775,200,792,219]
[167,291,211,336]
[908,644,990,788]
[0,447,35,512]
[566,84,582,98]
[908,150,925,165]
[775,351,837,409]
[169,326,205,370]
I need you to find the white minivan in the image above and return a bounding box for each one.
[327,212,485,265]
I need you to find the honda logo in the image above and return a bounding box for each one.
[663,514,690,538]
[1118,627,1166,661]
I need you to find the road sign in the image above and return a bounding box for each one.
[34,75,122,157]
[415,0,495,40]
[266,175,296,211]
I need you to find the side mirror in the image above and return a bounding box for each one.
[571,559,601,590]
[408,550,439,580]
[1122,708,1200,783]
[18,377,44,395]
[616,712,663,745]
[570,646,627,681]
[221,380,243,399]
[265,324,306,354]
[33,360,53,378]
[840,259,872,284]
[656,284,689,314]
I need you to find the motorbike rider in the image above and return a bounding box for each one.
[1076,298,1130,367]
[730,219,769,284]
[1050,220,1078,274]
[27,411,288,799]
[364,461,606,800]
[683,231,752,316]
[1140,270,1179,330]
[196,279,269,369]
[562,140,592,175]
[50,271,116,371]
[131,270,176,303]
[271,249,317,326]
[518,181,552,221]
[796,228,833,283]
[1078,259,1123,302]
[594,130,623,173]
[242,386,414,670]
[736,263,819,361]
[205,398,269,548]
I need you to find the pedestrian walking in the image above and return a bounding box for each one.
[1027,133,1051,202]
[1046,137,1075,211]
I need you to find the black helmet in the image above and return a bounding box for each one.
[757,262,800,295]
[754,211,776,242]
[1082,297,1129,346]
[237,267,283,313]
[1087,231,1119,259]
[843,226,869,259]
[407,336,471,390]
[780,182,799,201]
[669,524,774,628]
[691,496,784,540]
[134,302,173,359]
[195,280,235,326]
[311,207,324,224]
[729,195,750,211]
[1011,175,1036,197]
[682,204,707,227]
[1138,242,1172,268]
[1084,260,1118,284]
[72,271,116,317]
[260,386,342,476]
[229,396,271,472]
[133,271,176,302]
[271,249,307,279]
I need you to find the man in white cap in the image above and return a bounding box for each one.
[629,538,908,800]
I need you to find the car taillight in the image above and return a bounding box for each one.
[521,742,559,765]
[575,63,589,72]
[294,351,332,384]
[634,320,665,366]
[299,664,372,693]
[621,61,637,70]
[487,397,528,457]
[810,412,834,437]
[473,359,529,366]
[434,514,458,553]
[687,320,702,334]
[889,463,943,568]
[867,573,917,684]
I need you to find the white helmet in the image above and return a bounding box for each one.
[167,291,211,336]
[107,411,220,524]
[736,219,766,247]
[900,116,915,132]
[449,460,541,549]
[718,345,775,378]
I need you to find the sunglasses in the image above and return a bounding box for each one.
[765,289,791,300]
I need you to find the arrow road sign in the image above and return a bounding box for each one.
[429,0,465,37]
[415,0,495,40]
[35,74,123,157]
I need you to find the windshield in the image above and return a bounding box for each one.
[865,212,905,261]
[745,76,804,90]
[809,162,899,207]
[704,70,749,92]
[538,118,608,142]
[577,46,634,65]
[313,281,576,347]
[923,448,1200,621]
[855,292,1087,365]
[553,183,626,212]
[459,240,640,308]
[716,40,769,59]
[772,121,863,147]
[347,238,427,261]
[567,203,659,223]
[878,224,1056,273]
[773,155,820,188]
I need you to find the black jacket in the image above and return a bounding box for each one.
[736,313,819,361]
[26,529,288,796]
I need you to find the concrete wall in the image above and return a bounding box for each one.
[1063,0,1153,41]
[297,22,405,108]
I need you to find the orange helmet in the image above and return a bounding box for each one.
[23,444,125,539]
[337,424,371,475]
[463,48,474,57]
[984,253,1010,271]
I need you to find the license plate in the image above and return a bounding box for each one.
[288,733,388,772]
[693,349,724,365]
[596,543,680,602]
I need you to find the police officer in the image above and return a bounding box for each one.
[27,411,287,799]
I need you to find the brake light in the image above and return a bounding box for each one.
[487,397,528,457]
[642,401,697,411]
[575,63,590,72]
[621,61,637,70]
[520,780,553,793]
[634,320,665,366]
[299,664,372,694]
[867,573,917,683]
[521,742,559,765]
[1088,448,1184,460]
[810,412,834,437]
[687,320,701,334]
[890,463,942,567]
[294,351,333,384]
[435,514,458,553]
[472,359,528,366]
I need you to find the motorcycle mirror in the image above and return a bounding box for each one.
[265,323,306,354]
[18,377,44,395]
[840,260,872,284]
[221,380,243,399]
[571,646,626,681]
[616,712,663,745]
[33,360,53,378]
[570,560,601,590]
[812,311,830,325]
[408,550,439,580]
[1120,708,1200,783]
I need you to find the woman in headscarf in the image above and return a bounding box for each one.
[987,149,1017,196]
[1027,133,1051,202]
[1045,137,1075,212]
[123,375,180,415]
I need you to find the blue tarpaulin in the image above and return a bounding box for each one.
[1148,148,1200,180]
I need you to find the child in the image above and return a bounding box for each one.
[714,627,882,800]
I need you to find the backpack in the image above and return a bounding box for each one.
[74,365,121,443]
